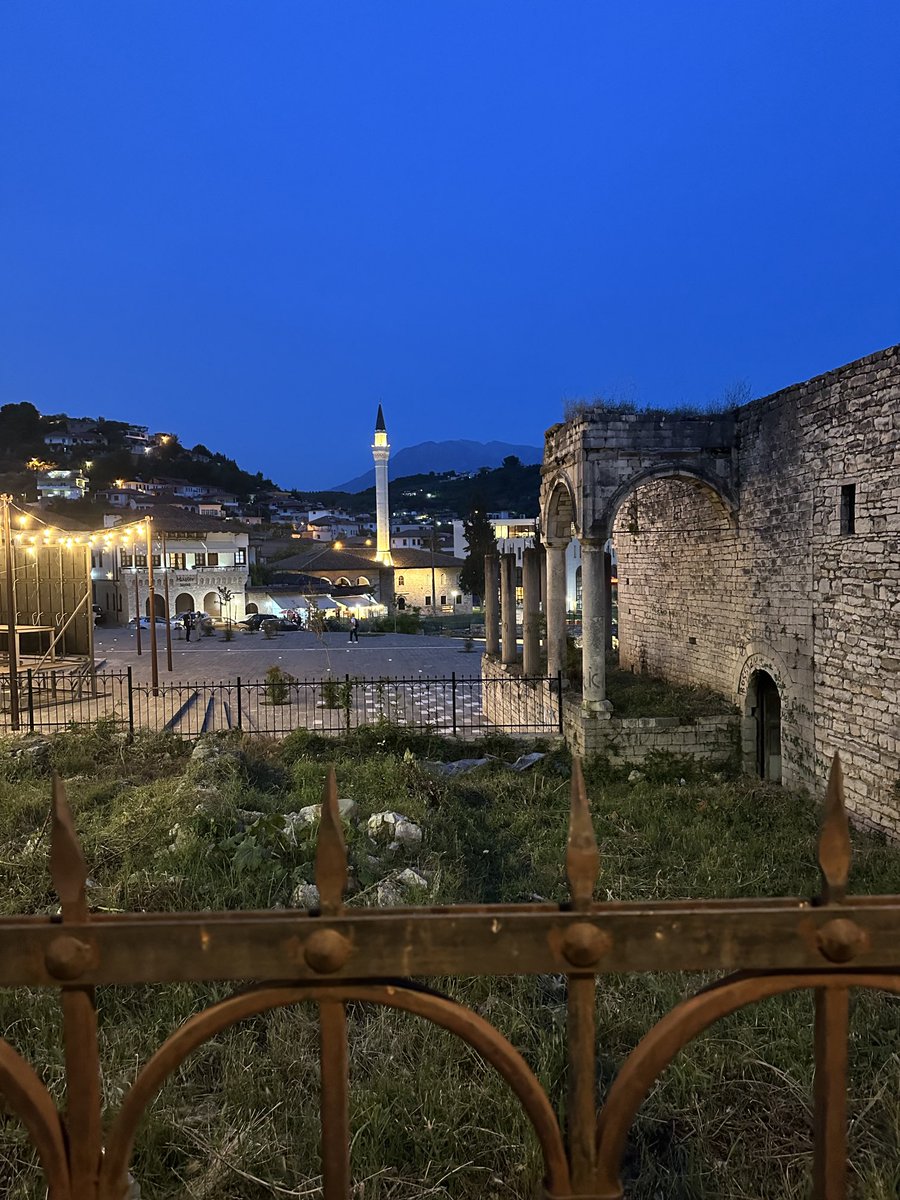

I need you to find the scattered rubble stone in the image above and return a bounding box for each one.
[290,882,320,909]
[366,811,423,848]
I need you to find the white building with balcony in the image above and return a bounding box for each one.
[92,507,250,624]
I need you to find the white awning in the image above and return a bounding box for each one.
[254,593,312,613]
[340,593,383,611]
[266,593,312,611]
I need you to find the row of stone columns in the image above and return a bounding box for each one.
[484,541,611,712]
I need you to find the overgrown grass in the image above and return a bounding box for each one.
[0,725,897,1198]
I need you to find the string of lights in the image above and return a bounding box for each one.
[5,499,154,557]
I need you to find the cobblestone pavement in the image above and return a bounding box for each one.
[95,627,487,683]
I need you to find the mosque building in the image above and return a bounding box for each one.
[267,406,472,613]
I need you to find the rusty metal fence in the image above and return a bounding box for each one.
[0,668,563,738]
[0,755,898,1198]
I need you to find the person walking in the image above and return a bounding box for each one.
[183,611,194,642]
[348,614,359,643]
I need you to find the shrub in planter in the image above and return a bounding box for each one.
[265,665,293,705]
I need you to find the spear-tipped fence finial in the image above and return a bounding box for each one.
[818,753,851,905]
[316,767,348,916]
[567,758,599,911]
[50,774,88,923]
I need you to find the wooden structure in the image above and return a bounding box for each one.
[0,754,897,1197]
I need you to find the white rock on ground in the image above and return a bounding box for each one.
[366,811,422,848]
[395,867,429,891]
[290,882,320,909]
[282,799,358,841]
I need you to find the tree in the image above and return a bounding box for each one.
[459,498,496,603]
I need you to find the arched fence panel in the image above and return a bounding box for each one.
[0,758,897,1198]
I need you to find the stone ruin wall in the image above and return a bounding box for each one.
[615,345,900,834]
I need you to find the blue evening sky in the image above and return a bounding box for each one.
[2,3,898,488]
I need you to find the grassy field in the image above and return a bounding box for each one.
[0,723,898,1199]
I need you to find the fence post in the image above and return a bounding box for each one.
[127,666,135,738]
[345,673,351,733]
[452,671,457,736]
[236,676,242,730]
[557,670,564,736]
[26,669,34,732]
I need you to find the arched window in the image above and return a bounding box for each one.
[397,575,405,586]
[357,576,370,586]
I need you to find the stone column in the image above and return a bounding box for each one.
[545,540,568,684]
[604,548,613,651]
[581,539,610,712]
[522,546,541,676]
[500,552,518,665]
[484,553,500,657]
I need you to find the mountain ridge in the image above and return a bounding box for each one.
[333,438,542,492]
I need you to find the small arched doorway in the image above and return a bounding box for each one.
[203,591,220,618]
[748,670,782,782]
[245,602,259,615]
[145,594,165,618]
[174,592,194,614]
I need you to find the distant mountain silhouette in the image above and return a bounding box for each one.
[333,439,543,493]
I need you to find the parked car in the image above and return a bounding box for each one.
[239,612,299,632]
[128,616,175,630]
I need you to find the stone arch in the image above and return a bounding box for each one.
[597,465,736,542]
[735,647,792,783]
[542,473,579,542]
[144,594,165,618]
[202,591,220,618]
[356,576,370,586]
[335,577,351,587]
[174,592,194,614]
[245,602,258,615]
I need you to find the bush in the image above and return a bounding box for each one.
[264,665,293,705]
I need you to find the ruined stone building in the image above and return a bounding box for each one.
[531,344,899,835]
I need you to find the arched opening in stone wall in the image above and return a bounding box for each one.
[610,474,736,688]
[245,602,258,615]
[203,591,220,618]
[144,594,165,618]
[174,592,194,614]
[746,670,782,782]
[542,476,580,616]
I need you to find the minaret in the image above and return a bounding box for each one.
[372,403,393,565]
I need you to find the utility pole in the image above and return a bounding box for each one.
[2,495,20,730]
[133,568,142,655]
[430,518,438,630]
[161,530,173,672]
[145,516,159,694]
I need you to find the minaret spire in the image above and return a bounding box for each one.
[372,403,392,565]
